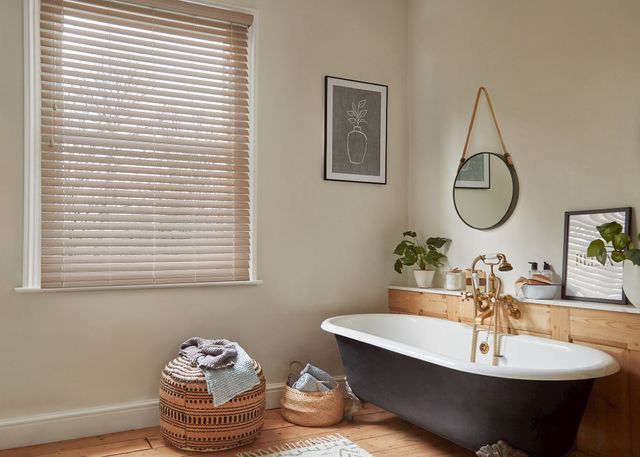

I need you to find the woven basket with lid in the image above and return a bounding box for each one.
[159,356,266,452]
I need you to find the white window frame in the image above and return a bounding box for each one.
[19,0,260,292]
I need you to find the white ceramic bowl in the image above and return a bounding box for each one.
[521,283,561,300]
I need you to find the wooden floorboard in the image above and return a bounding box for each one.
[0,405,590,457]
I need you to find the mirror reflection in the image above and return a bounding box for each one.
[453,152,518,230]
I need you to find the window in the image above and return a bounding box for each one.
[25,0,254,289]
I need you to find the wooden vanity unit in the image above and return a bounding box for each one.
[389,286,640,457]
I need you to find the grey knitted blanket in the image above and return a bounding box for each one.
[179,337,237,369]
[203,343,259,406]
[178,337,260,406]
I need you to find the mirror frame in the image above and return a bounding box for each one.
[452,152,519,230]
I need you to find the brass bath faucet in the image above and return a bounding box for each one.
[468,253,521,365]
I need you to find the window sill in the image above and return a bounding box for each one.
[14,280,263,293]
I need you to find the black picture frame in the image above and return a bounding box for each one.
[561,207,632,304]
[324,76,388,184]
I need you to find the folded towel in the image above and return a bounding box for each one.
[202,343,260,406]
[292,372,330,392]
[179,337,237,369]
[301,363,337,389]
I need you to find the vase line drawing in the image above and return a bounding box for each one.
[347,99,368,164]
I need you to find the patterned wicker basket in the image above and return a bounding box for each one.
[159,356,266,452]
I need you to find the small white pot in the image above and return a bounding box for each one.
[623,260,640,307]
[413,269,435,288]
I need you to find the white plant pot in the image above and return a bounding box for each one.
[623,260,640,307]
[413,269,435,288]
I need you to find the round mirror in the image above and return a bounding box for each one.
[453,152,519,230]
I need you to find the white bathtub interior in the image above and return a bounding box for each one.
[321,313,620,381]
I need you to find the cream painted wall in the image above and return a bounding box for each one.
[0,0,408,419]
[407,0,640,291]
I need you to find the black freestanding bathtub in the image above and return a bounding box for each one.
[321,314,619,457]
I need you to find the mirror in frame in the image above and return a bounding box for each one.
[453,152,519,230]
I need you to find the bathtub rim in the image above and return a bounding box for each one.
[321,313,620,381]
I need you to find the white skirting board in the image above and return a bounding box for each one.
[0,377,346,450]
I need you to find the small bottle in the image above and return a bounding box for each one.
[528,261,539,278]
[542,262,553,281]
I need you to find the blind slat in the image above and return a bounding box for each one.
[41,92,249,120]
[40,12,247,51]
[40,26,248,63]
[42,107,249,132]
[40,0,252,288]
[42,1,251,37]
[41,55,248,90]
[41,151,250,165]
[40,36,249,73]
[42,116,248,140]
[41,15,248,54]
[41,150,249,168]
[41,130,249,151]
[41,68,249,100]
[41,70,249,101]
[42,158,249,177]
[43,243,249,254]
[40,37,248,74]
[41,84,249,111]
[42,231,249,244]
[43,0,252,30]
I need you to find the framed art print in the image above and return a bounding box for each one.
[324,76,387,184]
[454,153,490,189]
[562,207,631,304]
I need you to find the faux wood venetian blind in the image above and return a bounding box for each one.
[39,0,253,288]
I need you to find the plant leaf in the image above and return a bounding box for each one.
[611,250,626,263]
[612,233,632,251]
[359,109,367,118]
[394,240,409,255]
[394,258,403,274]
[347,110,355,117]
[587,239,605,258]
[352,102,356,112]
[403,230,417,238]
[426,237,449,249]
[425,250,447,268]
[596,247,608,266]
[597,221,622,242]
[348,118,357,124]
[627,249,640,266]
[403,248,417,266]
[358,99,366,109]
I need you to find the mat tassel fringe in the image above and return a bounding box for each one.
[236,434,372,457]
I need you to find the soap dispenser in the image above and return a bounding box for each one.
[542,262,553,280]
[528,262,539,278]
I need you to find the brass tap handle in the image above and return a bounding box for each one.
[500,295,521,319]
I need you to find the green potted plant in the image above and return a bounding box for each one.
[587,221,640,306]
[394,231,450,288]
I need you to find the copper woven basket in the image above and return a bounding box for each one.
[279,362,344,427]
[159,356,266,452]
[280,383,344,427]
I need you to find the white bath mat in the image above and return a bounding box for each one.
[236,434,372,457]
